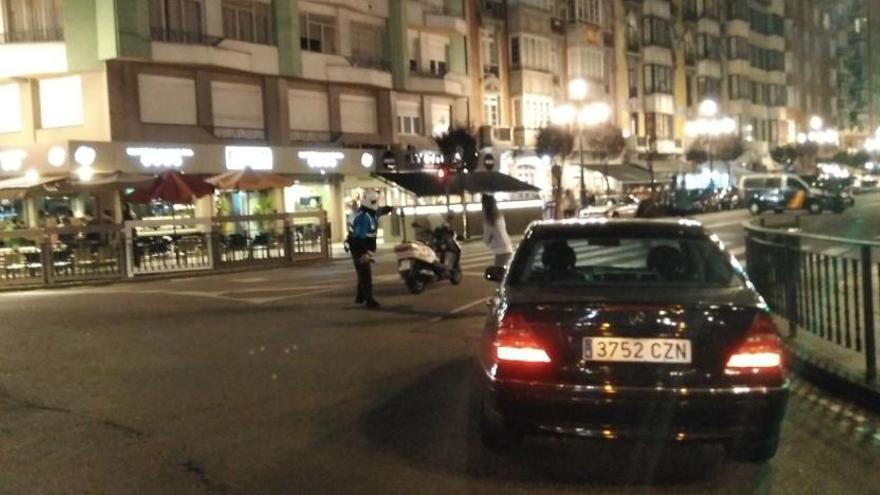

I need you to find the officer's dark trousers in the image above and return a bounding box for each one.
[352,254,374,302]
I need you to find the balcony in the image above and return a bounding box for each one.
[151,28,222,46]
[483,65,500,79]
[479,126,512,148]
[290,130,336,144]
[408,67,468,96]
[210,127,267,141]
[0,29,64,44]
[480,0,506,18]
[551,18,565,35]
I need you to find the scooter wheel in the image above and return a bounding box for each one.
[450,269,463,285]
[406,276,426,294]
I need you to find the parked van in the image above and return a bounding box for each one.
[739,173,850,215]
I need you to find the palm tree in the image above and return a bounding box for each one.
[585,123,626,195]
[433,126,478,233]
[536,125,575,219]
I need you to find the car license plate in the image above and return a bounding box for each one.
[399,260,411,271]
[583,337,691,364]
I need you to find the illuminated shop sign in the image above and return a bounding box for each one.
[225,146,273,171]
[127,147,194,168]
[407,150,443,169]
[0,149,26,172]
[298,151,344,170]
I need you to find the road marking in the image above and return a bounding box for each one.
[230,277,269,283]
[428,298,488,323]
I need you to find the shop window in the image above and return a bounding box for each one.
[39,75,84,129]
[138,74,197,125]
[299,12,336,54]
[222,0,272,45]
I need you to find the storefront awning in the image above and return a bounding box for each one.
[585,165,655,184]
[0,175,67,200]
[377,171,538,197]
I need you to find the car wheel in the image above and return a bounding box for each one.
[727,438,780,463]
[808,201,823,215]
[832,206,846,214]
[611,211,621,218]
[449,268,463,285]
[405,275,425,294]
[479,404,522,452]
[749,202,762,215]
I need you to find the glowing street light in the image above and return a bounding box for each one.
[686,100,737,175]
[568,79,588,102]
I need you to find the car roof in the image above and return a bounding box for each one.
[525,218,708,240]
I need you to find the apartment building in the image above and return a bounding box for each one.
[826,0,880,145]
[785,0,839,137]
[0,0,477,241]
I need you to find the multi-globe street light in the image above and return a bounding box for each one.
[684,99,738,181]
[551,79,611,206]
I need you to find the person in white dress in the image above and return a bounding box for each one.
[481,194,513,267]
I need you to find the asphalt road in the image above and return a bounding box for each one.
[1,203,880,494]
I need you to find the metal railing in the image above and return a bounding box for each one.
[745,222,878,381]
[0,29,64,43]
[0,212,328,289]
[211,127,267,141]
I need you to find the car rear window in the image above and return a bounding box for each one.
[510,234,744,289]
[742,178,762,189]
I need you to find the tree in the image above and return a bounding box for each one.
[585,123,626,195]
[433,126,478,175]
[433,126,478,234]
[771,142,819,172]
[536,125,575,219]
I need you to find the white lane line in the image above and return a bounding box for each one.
[230,277,269,284]
[428,297,488,323]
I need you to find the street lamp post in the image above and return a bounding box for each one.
[796,115,840,172]
[552,79,611,207]
[685,99,737,187]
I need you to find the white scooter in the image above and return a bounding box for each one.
[394,225,463,294]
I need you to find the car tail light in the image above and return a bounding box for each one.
[725,314,783,372]
[493,312,551,364]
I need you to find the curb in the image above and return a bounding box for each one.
[0,257,332,294]
[784,338,880,413]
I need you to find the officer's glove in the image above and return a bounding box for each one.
[377,206,394,217]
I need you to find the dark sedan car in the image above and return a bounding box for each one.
[481,219,789,463]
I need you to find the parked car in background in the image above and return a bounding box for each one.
[716,186,743,210]
[809,177,855,208]
[480,220,790,463]
[578,195,640,218]
[670,188,716,215]
[855,175,879,193]
[739,173,850,215]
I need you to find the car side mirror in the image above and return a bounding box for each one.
[484,265,505,283]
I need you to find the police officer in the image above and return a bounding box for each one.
[348,190,392,309]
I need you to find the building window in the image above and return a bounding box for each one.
[510,35,551,72]
[299,12,336,54]
[626,13,639,51]
[649,113,673,140]
[484,95,501,127]
[568,46,605,81]
[728,75,751,101]
[397,101,422,135]
[727,36,749,60]
[481,30,499,77]
[643,64,672,95]
[569,0,601,25]
[1,0,63,42]
[696,34,720,60]
[222,1,272,45]
[641,16,671,48]
[350,23,384,67]
[150,0,206,44]
[521,96,552,128]
[627,61,638,98]
[697,76,721,100]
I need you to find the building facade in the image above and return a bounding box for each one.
[0,0,482,241]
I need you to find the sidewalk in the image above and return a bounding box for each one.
[775,315,880,412]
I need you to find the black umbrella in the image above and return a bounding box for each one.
[377,171,537,197]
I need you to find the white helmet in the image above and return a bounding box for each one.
[361,190,380,210]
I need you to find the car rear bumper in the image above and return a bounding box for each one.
[482,375,789,443]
